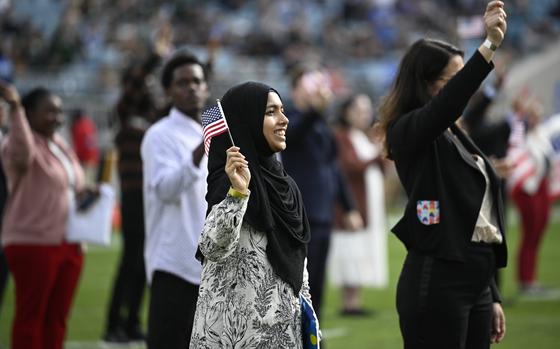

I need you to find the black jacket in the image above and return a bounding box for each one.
[388,51,507,270]
[282,107,355,225]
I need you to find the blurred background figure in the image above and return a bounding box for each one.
[282,64,363,321]
[103,62,157,343]
[0,32,14,318]
[0,80,10,321]
[141,52,209,349]
[70,108,99,184]
[0,83,85,349]
[329,93,388,316]
[507,97,557,298]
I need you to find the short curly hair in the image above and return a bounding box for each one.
[160,52,207,90]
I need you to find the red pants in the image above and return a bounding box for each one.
[511,179,551,286]
[4,243,83,349]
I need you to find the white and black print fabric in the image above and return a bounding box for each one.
[190,193,312,348]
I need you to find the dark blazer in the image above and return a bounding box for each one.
[282,107,355,225]
[388,51,507,270]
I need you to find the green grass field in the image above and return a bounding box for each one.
[1,208,559,348]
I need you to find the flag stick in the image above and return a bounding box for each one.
[217,99,236,147]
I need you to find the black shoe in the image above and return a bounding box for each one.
[103,328,129,343]
[126,326,146,342]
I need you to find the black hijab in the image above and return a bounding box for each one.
[205,81,311,293]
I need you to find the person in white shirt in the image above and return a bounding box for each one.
[141,52,209,349]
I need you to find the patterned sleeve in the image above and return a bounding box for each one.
[198,192,250,262]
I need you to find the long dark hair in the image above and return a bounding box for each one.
[378,39,463,158]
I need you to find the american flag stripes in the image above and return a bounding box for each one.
[506,116,531,193]
[202,103,229,155]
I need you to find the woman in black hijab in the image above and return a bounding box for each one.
[190,82,314,348]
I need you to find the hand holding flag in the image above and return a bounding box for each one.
[225,146,250,195]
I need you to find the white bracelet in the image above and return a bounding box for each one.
[483,39,498,52]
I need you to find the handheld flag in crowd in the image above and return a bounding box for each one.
[506,113,560,202]
[201,99,235,155]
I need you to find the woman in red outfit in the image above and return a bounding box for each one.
[509,99,554,295]
[0,83,85,349]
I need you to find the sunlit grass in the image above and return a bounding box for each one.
[1,206,559,348]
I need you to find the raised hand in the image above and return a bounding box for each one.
[484,1,507,47]
[294,71,333,114]
[0,81,21,108]
[225,146,250,194]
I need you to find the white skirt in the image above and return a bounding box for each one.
[327,167,388,288]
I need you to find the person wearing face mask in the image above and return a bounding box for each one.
[378,1,508,348]
[190,82,314,348]
[0,83,85,349]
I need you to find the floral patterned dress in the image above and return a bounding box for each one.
[190,192,313,348]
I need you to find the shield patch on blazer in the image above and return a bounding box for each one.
[417,200,440,225]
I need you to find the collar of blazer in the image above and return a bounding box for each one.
[446,124,480,170]
[448,123,506,234]
[449,123,496,175]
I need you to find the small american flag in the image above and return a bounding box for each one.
[202,102,230,155]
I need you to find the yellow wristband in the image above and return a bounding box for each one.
[228,187,248,198]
